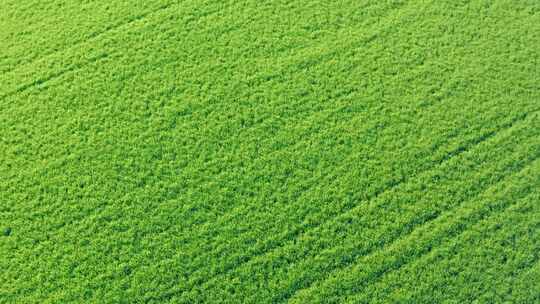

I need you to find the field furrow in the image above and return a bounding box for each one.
[349,189,540,303]
[291,155,540,303]
[188,111,540,303]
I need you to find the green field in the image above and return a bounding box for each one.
[1,0,540,303]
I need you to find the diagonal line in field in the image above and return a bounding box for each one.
[182,109,538,299]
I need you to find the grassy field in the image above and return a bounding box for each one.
[1,0,539,303]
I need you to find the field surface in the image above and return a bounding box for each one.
[1,0,540,303]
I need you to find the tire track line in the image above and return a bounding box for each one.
[0,0,414,103]
[183,109,538,299]
[0,53,109,101]
[0,0,236,102]
[0,1,180,75]
[350,183,540,304]
[292,152,540,303]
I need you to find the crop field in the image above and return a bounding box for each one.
[1,0,540,303]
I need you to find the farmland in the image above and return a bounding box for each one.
[1,0,539,303]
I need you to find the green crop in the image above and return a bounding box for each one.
[1,0,539,303]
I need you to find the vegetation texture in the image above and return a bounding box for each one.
[1,0,540,303]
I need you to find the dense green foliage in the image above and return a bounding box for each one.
[1,0,539,303]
